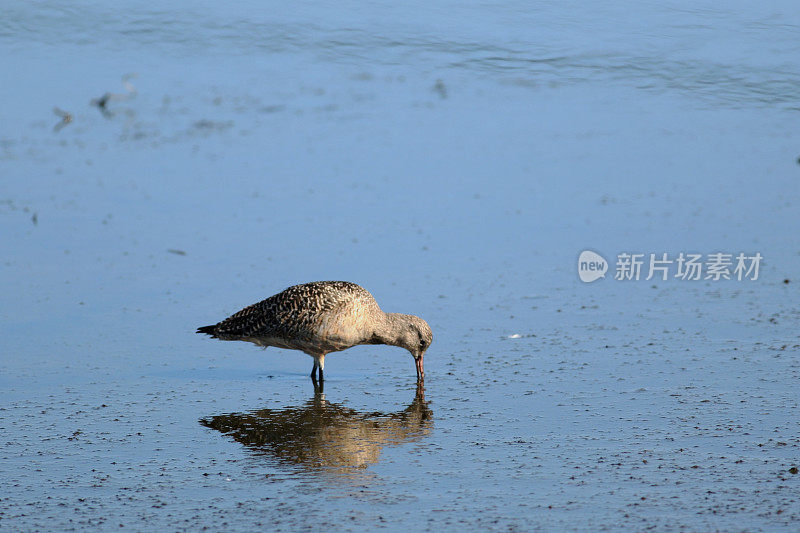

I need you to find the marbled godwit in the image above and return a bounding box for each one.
[197,281,432,382]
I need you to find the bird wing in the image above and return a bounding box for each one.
[212,281,373,342]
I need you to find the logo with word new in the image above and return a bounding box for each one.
[578,250,608,282]
[577,250,763,282]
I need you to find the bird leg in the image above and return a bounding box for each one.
[310,354,326,383]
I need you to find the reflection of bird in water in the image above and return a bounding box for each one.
[197,281,432,383]
[199,383,431,473]
[91,73,138,118]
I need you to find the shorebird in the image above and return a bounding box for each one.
[197,281,432,382]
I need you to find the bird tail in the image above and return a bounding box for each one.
[196,325,218,337]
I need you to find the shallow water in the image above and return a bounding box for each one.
[2,1,800,530]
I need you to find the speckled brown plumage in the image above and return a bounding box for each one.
[197,281,432,382]
[199,281,375,347]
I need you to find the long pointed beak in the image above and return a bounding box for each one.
[415,352,425,381]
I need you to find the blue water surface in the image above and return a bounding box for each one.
[1,1,799,530]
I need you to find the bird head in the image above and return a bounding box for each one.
[395,315,432,380]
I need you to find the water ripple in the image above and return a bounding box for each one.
[1,3,799,107]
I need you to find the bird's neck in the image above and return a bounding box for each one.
[370,312,410,347]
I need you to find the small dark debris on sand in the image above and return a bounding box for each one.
[193,119,234,131]
[52,107,73,132]
[433,79,448,99]
[783,279,790,284]
[92,93,111,109]
[167,249,187,256]
[91,73,138,118]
